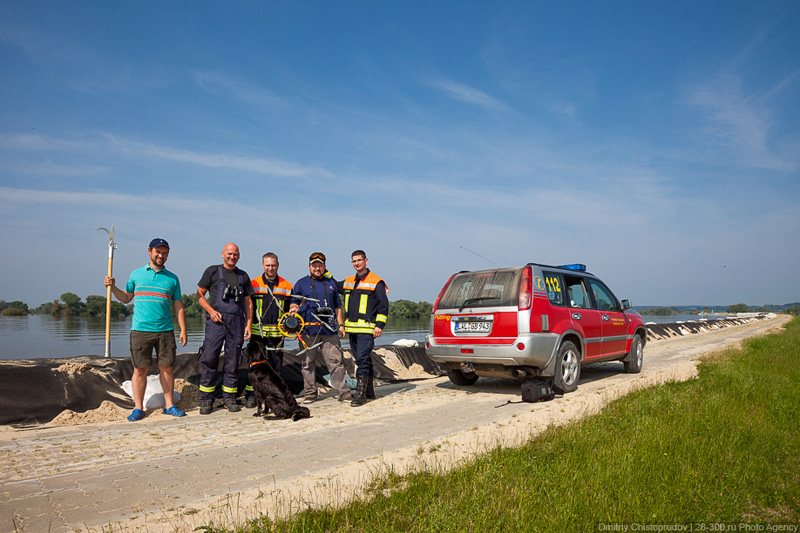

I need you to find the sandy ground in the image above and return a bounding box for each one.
[0,314,790,532]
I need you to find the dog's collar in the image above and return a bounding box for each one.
[249,360,270,368]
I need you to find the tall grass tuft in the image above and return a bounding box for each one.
[218,318,800,532]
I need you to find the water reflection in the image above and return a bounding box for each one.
[0,315,430,359]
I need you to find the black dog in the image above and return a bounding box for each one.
[244,342,311,422]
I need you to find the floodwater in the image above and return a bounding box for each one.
[0,315,430,359]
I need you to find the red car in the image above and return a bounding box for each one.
[425,263,646,393]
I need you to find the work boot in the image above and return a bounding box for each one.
[245,394,257,409]
[223,398,241,412]
[199,400,213,415]
[366,375,376,400]
[351,376,368,407]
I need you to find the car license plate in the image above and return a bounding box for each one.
[453,320,491,334]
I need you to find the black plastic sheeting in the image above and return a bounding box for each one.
[0,346,440,426]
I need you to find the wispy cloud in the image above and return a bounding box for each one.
[194,71,286,108]
[685,74,796,172]
[105,135,333,179]
[427,78,510,112]
[0,132,333,179]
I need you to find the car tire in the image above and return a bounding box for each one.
[552,340,580,394]
[447,369,479,386]
[623,334,644,374]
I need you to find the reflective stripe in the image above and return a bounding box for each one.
[345,318,376,334]
[376,313,388,323]
[245,385,254,392]
[221,385,238,394]
[199,384,217,393]
[255,286,291,296]
[358,294,368,314]
[344,293,350,311]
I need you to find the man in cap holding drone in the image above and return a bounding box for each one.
[288,252,352,403]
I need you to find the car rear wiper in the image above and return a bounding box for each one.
[459,296,499,311]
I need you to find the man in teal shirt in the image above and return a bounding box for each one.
[104,238,187,421]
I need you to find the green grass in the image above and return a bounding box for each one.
[213,318,800,532]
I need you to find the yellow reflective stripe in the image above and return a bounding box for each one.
[376,313,388,323]
[344,326,375,333]
[245,385,254,391]
[344,319,376,334]
[344,293,350,310]
[252,324,281,330]
[358,294,368,314]
[221,385,238,394]
[199,384,217,393]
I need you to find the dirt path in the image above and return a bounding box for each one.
[0,315,790,532]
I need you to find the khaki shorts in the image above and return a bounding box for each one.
[130,330,177,368]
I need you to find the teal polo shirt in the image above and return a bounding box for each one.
[126,264,182,332]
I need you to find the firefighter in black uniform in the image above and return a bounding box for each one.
[342,249,389,406]
[196,243,253,414]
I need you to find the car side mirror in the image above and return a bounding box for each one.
[621,299,632,310]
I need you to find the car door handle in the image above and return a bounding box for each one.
[572,313,582,320]
[601,315,610,321]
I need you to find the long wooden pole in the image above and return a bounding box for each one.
[98,226,116,357]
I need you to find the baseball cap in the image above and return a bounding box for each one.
[309,252,326,264]
[149,238,170,249]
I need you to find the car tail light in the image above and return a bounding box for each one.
[518,266,532,310]
[460,348,474,354]
[432,273,458,312]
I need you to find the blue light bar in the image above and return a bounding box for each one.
[557,263,586,272]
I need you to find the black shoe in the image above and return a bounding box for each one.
[245,395,257,409]
[351,375,368,407]
[199,401,213,415]
[223,399,241,413]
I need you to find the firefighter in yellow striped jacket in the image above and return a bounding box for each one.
[245,252,293,408]
[342,249,389,407]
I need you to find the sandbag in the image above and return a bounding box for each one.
[121,375,181,409]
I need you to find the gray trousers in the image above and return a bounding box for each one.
[300,333,349,397]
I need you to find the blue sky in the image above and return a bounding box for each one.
[1,1,798,308]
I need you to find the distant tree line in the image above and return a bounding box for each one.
[0,300,29,316]
[2,294,434,321]
[388,300,433,319]
[27,293,132,318]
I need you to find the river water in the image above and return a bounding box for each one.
[0,315,432,359]
[0,313,717,360]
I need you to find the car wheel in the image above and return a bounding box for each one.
[623,334,644,374]
[447,368,479,386]
[553,340,580,394]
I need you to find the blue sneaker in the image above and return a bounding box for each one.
[127,408,145,422]
[162,406,186,417]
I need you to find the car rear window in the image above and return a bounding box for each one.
[438,268,521,310]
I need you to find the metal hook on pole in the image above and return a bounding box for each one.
[98,226,117,358]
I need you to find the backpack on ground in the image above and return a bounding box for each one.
[521,379,556,403]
